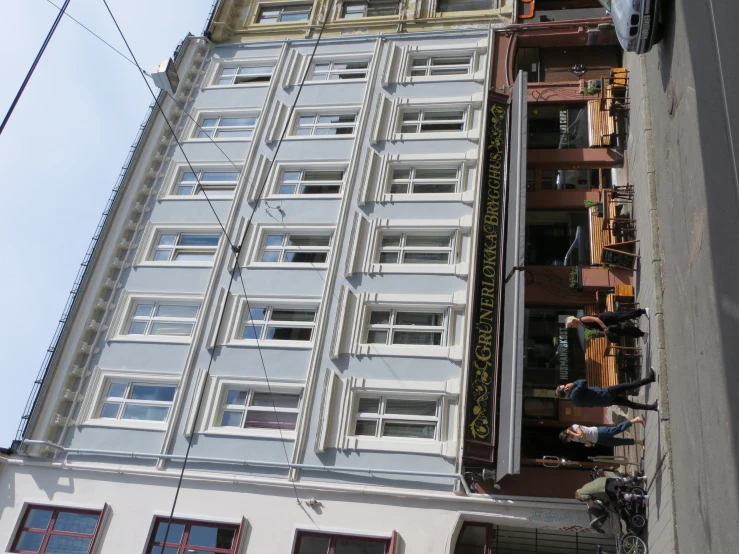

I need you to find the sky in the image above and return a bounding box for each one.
[0,0,215,447]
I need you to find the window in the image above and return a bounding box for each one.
[11,506,102,554]
[378,233,454,264]
[97,381,176,422]
[196,116,257,139]
[353,396,439,439]
[175,170,239,196]
[241,306,317,342]
[437,0,493,12]
[216,64,273,85]
[527,104,589,149]
[366,310,445,346]
[294,532,390,554]
[526,167,609,192]
[146,518,240,554]
[523,308,586,387]
[388,166,461,194]
[217,388,301,430]
[294,113,357,136]
[400,109,466,133]
[277,169,345,195]
[150,232,220,262]
[410,55,472,77]
[257,4,311,22]
[125,301,200,337]
[259,232,332,263]
[310,60,369,80]
[525,211,590,266]
[342,0,399,18]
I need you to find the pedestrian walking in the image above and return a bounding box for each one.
[555,368,658,411]
[559,416,645,447]
[566,309,647,339]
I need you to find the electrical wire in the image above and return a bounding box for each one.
[41,0,138,69]
[101,0,236,252]
[0,0,72,136]
[101,0,336,549]
[40,0,242,174]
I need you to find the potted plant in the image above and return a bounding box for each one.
[584,199,604,216]
[568,267,583,291]
[584,329,604,341]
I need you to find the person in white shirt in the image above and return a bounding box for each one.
[559,416,645,447]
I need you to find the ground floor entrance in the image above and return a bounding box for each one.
[455,523,607,554]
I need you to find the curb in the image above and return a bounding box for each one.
[638,53,680,554]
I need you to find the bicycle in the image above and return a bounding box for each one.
[595,532,648,554]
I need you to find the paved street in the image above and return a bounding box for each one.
[625,0,739,552]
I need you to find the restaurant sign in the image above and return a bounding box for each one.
[467,95,508,443]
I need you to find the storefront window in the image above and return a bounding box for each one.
[526,167,612,192]
[525,211,590,266]
[528,104,589,149]
[523,308,586,388]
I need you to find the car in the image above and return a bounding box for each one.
[598,0,663,54]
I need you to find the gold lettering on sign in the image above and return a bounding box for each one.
[468,102,507,441]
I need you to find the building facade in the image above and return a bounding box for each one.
[0,1,632,553]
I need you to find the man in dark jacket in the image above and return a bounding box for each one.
[555,368,658,411]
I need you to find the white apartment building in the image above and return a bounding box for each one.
[0,1,617,552]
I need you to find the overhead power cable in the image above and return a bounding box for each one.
[101,0,235,251]
[0,0,72,136]
[101,0,336,549]
[41,0,138,68]
[40,0,242,174]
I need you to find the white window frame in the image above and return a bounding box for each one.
[272,165,347,197]
[108,292,203,344]
[136,223,223,267]
[354,217,472,275]
[328,375,461,456]
[259,231,333,265]
[435,0,494,13]
[399,107,467,134]
[408,54,473,78]
[376,230,456,265]
[161,163,242,199]
[213,64,274,86]
[191,115,258,141]
[387,164,463,195]
[247,225,335,267]
[308,58,371,82]
[202,378,304,438]
[289,109,360,138]
[360,152,477,204]
[352,395,440,440]
[227,296,321,349]
[341,0,400,18]
[78,368,180,431]
[256,3,312,23]
[365,308,448,347]
[204,57,278,90]
[346,292,467,359]
[378,95,483,142]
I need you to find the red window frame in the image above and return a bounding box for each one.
[10,505,104,554]
[145,517,242,554]
[294,531,394,554]
[454,522,495,554]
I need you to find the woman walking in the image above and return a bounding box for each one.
[566,308,648,339]
[559,416,645,447]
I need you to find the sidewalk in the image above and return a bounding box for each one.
[607,52,679,554]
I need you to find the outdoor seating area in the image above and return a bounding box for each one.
[586,67,630,149]
[589,184,639,270]
[584,284,642,387]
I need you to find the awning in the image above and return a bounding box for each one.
[496,71,528,483]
